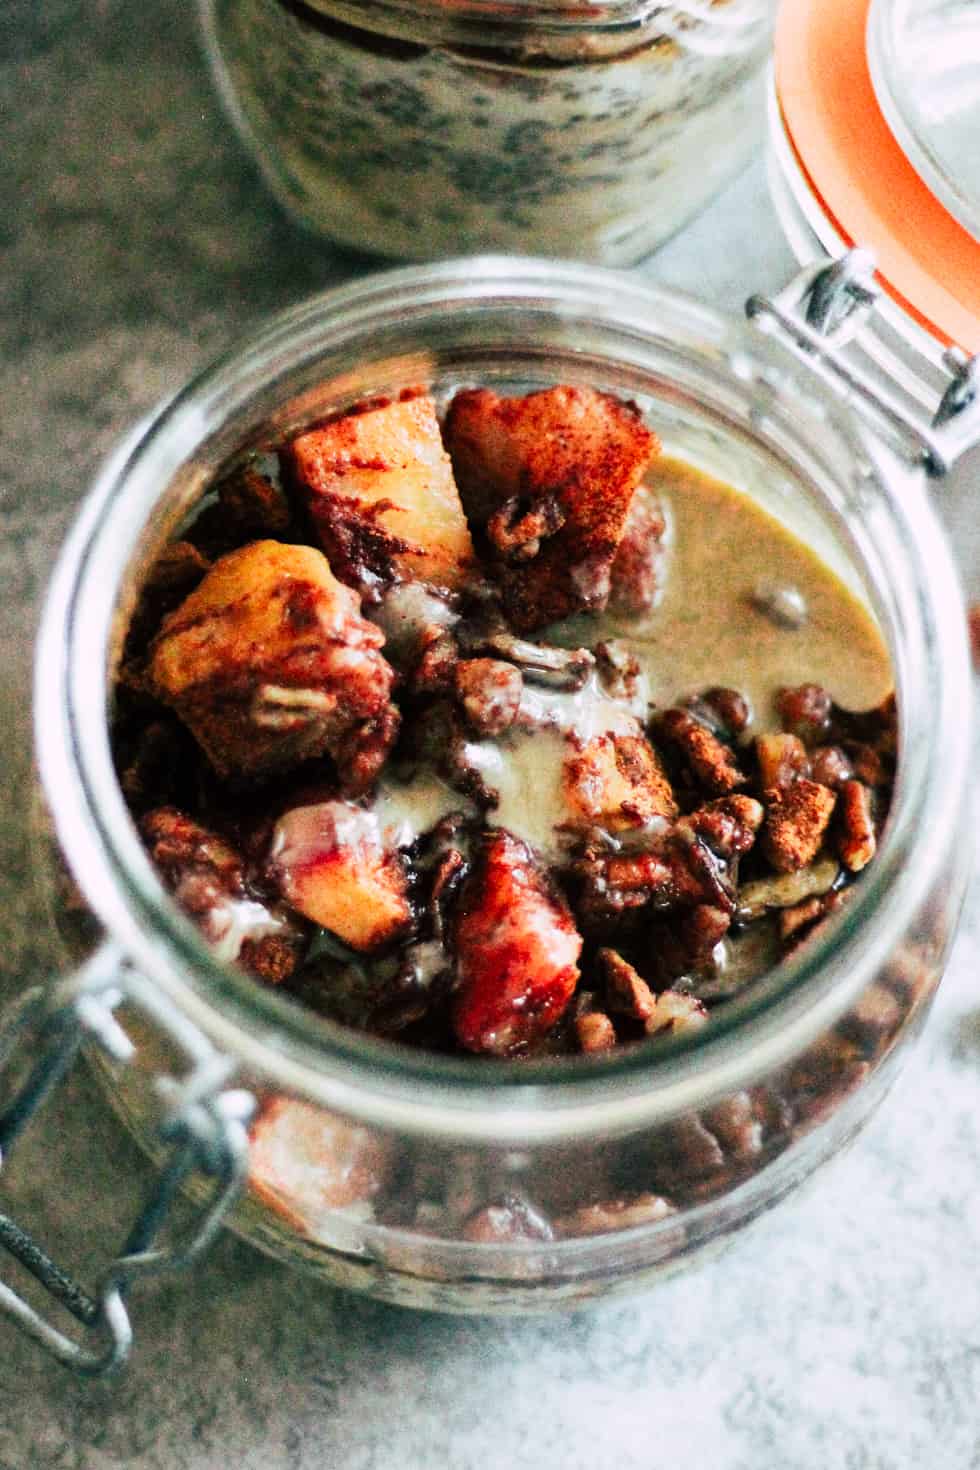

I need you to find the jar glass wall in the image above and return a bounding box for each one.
[200,0,774,263]
[35,260,971,1311]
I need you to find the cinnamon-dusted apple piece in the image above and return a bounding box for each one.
[149,540,398,789]
[444,385,658,631]
[562,732,677,834]
[249,1097,392,1231]
[453,830,582,1055]
[283,393,475,599]
[268,798,412,953]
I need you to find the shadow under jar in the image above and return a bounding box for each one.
[31,259,971,1325]
[199,0,774,262]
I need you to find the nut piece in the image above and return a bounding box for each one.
[453,830,583,1055]
[598,948,656,1021]
[486,493,566,562]
[755,732,809,791]
[141,806,307,983]
[562,733,677,833]
[445,385,658,630]
[284,393,475,597]
[736,854,841,922]
[655,707,746,795]
[762,779,838,873]
[149,540,398,786]
[645,991,709,1036]
[836,779,877,872]
[576,1012,618,1053]
[269,799,412,953]
[776,684,833,744]
[454,658,523,736]
[461,1195,554,1243]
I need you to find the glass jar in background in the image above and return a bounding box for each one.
[18,260,971,1366]
[767,0,980,595]
[199,0,774,263]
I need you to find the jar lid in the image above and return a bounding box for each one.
[868,0,980,244]
[774,0,980,351]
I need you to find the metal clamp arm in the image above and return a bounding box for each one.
[0,945,255,1376]
[746,250,980,476]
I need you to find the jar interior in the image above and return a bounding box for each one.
[45,264,964,1145]
[108,295,905,1054]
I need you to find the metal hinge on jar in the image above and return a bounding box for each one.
[0,945,255,1376]
[746,250,980,475]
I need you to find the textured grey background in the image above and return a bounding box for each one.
[3,4,980,1466]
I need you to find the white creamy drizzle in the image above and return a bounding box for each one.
[209,897,290,965]
[372,771,467,850]
[271,800,382,868]
[469,673,645,861]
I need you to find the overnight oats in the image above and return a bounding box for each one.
[111,378,906,1247]
[200,0,773,261]
[29,263,969,1317]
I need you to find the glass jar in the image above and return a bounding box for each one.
[199,0,774,263]
[10,257,974,1373]
[767,0,980,593]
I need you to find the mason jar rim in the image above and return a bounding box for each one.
[34,255,971,1145]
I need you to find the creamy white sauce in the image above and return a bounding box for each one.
[209,897,289,964]
[372,772,466,850]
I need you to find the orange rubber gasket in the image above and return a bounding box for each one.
[775,0,980,352]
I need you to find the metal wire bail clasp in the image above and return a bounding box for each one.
[746,250,980,476]
[0,945,255,1376]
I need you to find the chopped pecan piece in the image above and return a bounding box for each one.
[284,394,475,598]
[576,1011,618,1053]
[486,493,566,562]
[654,707,746,795]
[836,779,876,872]
[462,1195,554,1243]
[452,830,582,1055]
[755,732,809,791]
[598,948,656,1021]
[645,990,708,1036]
[808,744,854,790]
[141,806,307,982]
[686,687,751,740]
[594,640,644,704]
[189,466,292,558]
[444,385,658,630]
[454,658,523,736]
[574,796,761,930]
[778,896,825,944]
[737,855,840,922]
[608,484,668,616]
[149,541,398,786]
[460,626,594,692]
[556,1192,675,1238]
[562,733,677,833]
[776,684,833,744]
[762,779,837,873]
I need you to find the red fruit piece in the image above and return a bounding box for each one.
[269,798,412,953]
[453,830,582,1056]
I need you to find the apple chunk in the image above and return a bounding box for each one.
[562,733,678,833]
[284,393,475,598]
[453,830,582,1055]
[444,385,658,631]
[149,540,398,787]
[269,798,412,953]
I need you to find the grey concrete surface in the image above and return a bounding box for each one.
[2,4,980,1466]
